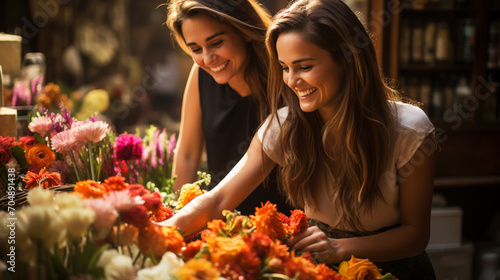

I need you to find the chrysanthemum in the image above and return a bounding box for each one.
[114,133,143,161]
[289,209,309,235]
[138,225,185,260]
[74,180,108,198]
[101,175,129,192]
[177,183,205,209]
[282,252,317,280]
[51,130,81,153]
[316,263,344,280]
[174,258,221,280]
[23,168,63,190]
[28,115,52,137]
[72,120,109,143]
[250,201,286,242]
[151,204,174,223]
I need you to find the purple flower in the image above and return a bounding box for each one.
[168,134,176,162]
[12,81,30,106]
[114,134,143,161]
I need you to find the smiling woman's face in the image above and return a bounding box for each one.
[277,31,345,121]
[181,13,249,86]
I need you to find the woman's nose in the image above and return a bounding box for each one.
[204,51,217,65]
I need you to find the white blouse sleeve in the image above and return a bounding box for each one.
[395,102,435,169]
[257,107,288,166]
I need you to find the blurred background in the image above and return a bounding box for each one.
[1,0,499,279]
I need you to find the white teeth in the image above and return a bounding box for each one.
[210,61,229,72]
[297,88,317,97]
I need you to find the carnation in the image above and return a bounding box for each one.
[115,133,143,161]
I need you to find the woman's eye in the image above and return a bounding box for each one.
[191,47,202,54]
[300,66,312,71]
[212,40,223,47]
[281,66,289,72]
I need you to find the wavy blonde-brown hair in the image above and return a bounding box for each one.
[265,0,401,232]
[166,0,272,121]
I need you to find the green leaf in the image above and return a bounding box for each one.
[87,243,110,272]
[10,146,28,170]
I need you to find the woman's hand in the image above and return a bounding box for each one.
[286,226,347,264]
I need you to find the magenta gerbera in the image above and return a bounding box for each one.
[115,133,143,161]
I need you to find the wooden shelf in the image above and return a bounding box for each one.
[435,176,500,188]
[400,64,474,72]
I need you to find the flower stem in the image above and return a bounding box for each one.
[88,142,96,181]
[69,151,82,182]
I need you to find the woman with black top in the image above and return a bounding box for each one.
[165,0,293,215]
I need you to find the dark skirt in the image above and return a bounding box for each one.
[308,218,436,280]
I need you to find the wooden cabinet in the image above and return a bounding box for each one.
[382,0,500,181]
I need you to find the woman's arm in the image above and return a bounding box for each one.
[287,134,436,264]
[172,64,205,193]
[160,134,277,235]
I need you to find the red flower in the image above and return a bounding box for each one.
[19,136,37,149]
[183,240,204,261]
[101,175,129,192]
[0,147,12,164]
[114,133,143,161]
[127,184,149,197]
[122,205,151,228]
[151,204,174,223]
[0,136,15,150]
[142,191,162,212]
[23,168,63,190]
[289,209,308,235]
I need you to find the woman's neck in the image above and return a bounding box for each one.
[228,73,252,97]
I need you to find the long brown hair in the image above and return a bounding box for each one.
[265,0,401,231]
[166,0,272,121]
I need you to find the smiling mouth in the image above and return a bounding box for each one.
[210,61,229,72]
[297,88,317,97]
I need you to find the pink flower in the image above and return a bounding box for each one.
[19,136,37,149]
[28,115,52,137]
[51,130,82,153]
[168,135,176,162]
[73,121,109,144]
[85,198,118,229]
[103,190,143,211]
[115,134,143,161]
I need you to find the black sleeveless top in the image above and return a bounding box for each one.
[198,68,294,215]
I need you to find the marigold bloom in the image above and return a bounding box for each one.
[177,183,205,209]
[283,252,317,280]
[183,240,204,261]
[138,225,185,260]
[25,143,56,169]
[207,219,228,236]
[338,256,382,280]
[101,175,129,192]
[23,168,63,190]
[114,133,143,161]
[151,204,174,223]
[251,201,286,242]
[175,258,220,280]
[316,263,345,280]
[289,209,308,235]
[205,235,247,264]
[28,115,52,137]
[74,180,108,198]
[244,232,273,258]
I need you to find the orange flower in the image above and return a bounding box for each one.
[177,183,205,208]
[338,256,382,280]
[174,258,220,280]
[101,175,129,192]
[109,223,138,246]
[316,263,345,280]
[151,204,174,223]
[250,201,286,242]
[244,232,273,258]
[74,180,108,198]
[282,252,317,280]
[122,205,150,228]
[25,143,55,169]
[205,235,247,264]
[183,239,204,260]
[138,225,185,260]
[23,168,62,190]
[207,219,228,236]
[289,209,308,235]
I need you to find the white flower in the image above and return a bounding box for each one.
[55,192,85,210]
[17,205,66,248]
[27,187,55,207]
[137,251,184,280]
[97,250,135,280]
[59,208,95,240]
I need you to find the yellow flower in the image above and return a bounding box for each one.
[177,183,205,208]
[338,256,382,280]
[59,207,95,240]
[17,205,66,248]
[54,192,85,209]
[27,186,55,207]
[175,258,220,280]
